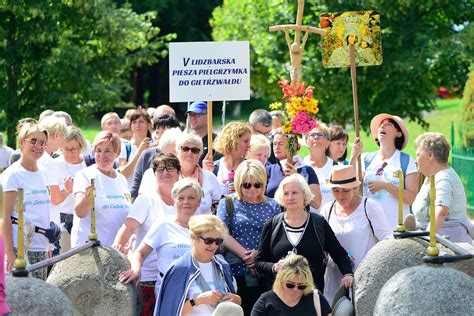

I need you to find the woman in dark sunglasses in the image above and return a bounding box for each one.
[216,159,281,315]
[155,214,241,315]
[251,253,332,315]
[176,133,222,215]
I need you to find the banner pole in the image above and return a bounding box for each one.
[207,101,213,160]
[349,44,363,193]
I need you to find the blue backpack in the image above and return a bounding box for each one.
[364,151,410,188]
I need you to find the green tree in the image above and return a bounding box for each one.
[0,1,174,148]
[211,0,473,130]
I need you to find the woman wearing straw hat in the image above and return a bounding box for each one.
[354,113,418,229]
[321,165,392,303]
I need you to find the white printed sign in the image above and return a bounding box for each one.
[169,41,250,102]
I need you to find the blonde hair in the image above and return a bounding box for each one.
[18,122,48,143]
[234,159,267,202]
[274,174,314,207]
[92,131,121,155]
[273,254,315,295]
[189,215,228,239]
[213,122,251,155]
[249,134,271,156]
[64,126,87,152]
[38,116,68,139]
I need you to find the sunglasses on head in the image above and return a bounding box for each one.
[285,282,307,290]
[241,182,263,189]
[181,146,201,154]
[199,236,224,246]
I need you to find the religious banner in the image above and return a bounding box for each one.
[320,10,382,68]
[169,41,250,102]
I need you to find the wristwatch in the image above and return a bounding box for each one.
[190,298,196,307]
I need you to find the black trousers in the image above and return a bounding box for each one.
[235,275,266,315]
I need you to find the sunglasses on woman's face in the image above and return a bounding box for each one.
[241,182,263,189]
[285,282,307,290]
[181,146,201,154]
[199,236,224,246]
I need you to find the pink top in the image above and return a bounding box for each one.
[0,236,10,315]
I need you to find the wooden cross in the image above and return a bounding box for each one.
[269,0,326,94]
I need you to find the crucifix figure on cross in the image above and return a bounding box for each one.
[269,0,326,93]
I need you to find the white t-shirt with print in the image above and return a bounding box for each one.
[128,193,175,282]
[2,162,50,251]
[186,261,219,316]
[142,220,191,291]
[50,157,87,226]
[362,150,417,229]
[304,156,336,213]
[71,166,131,247]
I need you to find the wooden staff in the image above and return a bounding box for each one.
[349,43,363,193]
[88,179,97,241]
[394,170,406,232]
[14,188,27,270]
[426,175,439,256]
[206,101,213,160]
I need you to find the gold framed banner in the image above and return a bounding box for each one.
[321,10,382,68]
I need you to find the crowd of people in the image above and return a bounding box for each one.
[0,103,472,316]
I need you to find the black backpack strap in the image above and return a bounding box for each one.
[363,198,377,241]
[224,195,234,235]
[327,200,337,222]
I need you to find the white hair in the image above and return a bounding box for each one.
[158,127,182,151]
[274,173,314,206]
[175,133,203,153]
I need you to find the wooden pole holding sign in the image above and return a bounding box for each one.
[349,43,363,192]
[206,101,213,160]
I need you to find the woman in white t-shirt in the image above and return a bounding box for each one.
[73,131,131,247]
[119,178,203,315]
[176,133,222,215]
[356,114,418,229]
[321,165,392,303]
[304,123,337,212]
[2,123,50,279]
[119,109,153,189]
[52,126,88,252]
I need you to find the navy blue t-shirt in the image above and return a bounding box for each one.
[265,162,319,198]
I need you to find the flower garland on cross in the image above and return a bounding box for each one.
[268,0,326,162]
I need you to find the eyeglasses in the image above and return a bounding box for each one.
[181,146,201,154]
[307,132,327,140]
[376,162,388,176]
[62,147,81,153]
[242,182,263,189]
[285,282,307,290]
[199,236,224,246]
[24,138,47,148]
[156,166,176,174]
[187,112,207,117]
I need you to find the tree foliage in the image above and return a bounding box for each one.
[0,1,174,147]
[211,0,473,130]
